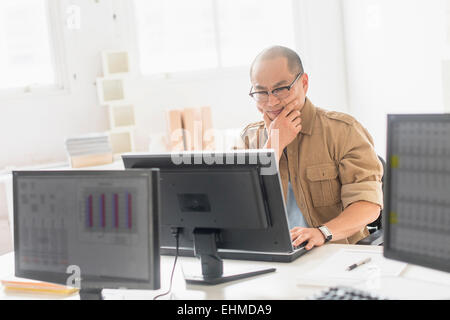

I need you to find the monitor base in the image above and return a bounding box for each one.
[183,267,276,285]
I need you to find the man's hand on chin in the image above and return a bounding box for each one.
[263,98,302,161]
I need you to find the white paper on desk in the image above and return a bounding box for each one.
[297,249,407,287]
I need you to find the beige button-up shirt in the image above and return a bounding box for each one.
[240,98,384,244]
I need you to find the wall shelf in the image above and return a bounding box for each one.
[96,49,136,156]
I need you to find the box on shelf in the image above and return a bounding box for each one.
[96,77,126,106]
[102,51,130,75]
[182,107,203,151]
[201,106,215,150]
[166,106,215,151]
[109,129,135,155]
[166,109,185,151]
[109,104,136,129]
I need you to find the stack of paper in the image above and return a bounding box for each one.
[65,133,113,168]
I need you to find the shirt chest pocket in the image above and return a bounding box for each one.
[306,163,341,207]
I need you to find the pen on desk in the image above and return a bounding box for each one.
[346,257,372,271]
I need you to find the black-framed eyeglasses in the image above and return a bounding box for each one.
[249,72,303,103]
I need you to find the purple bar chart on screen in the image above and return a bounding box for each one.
[127,192,132,230]
[101,194,106,228]
[84,189,136,232]
[87,195,93,228]
[114,193,119,229]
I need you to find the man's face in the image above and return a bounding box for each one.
[251,56,308,121]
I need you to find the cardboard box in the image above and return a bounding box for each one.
[166,109,185,151]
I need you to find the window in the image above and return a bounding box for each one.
[0,0,56,90]
[216,0,295,68]
[133,0,295,75]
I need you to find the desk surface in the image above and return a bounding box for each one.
[1,244,449,300]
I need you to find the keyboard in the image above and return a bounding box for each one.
[309,286,388,300]
[293,241,308,251]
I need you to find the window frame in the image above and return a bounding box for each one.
[0,0,70,99]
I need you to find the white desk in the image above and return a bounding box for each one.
[1,244,449,300]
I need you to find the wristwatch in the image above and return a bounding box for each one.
[318,225,333,243]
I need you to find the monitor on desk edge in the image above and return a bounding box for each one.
[13,170,161,299]
[384,114,450,273]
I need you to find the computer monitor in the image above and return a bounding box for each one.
[123,150,309,285]
[13,170,160,299]
[384,114,450,273]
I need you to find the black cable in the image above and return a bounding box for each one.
[153,228,180,300]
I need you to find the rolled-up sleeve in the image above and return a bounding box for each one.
[235,122,266,150]
[338,123,384,209]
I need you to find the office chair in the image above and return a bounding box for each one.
[356,155,385,246]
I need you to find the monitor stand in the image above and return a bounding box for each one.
[183,229,276,285]
[79,288,104,300]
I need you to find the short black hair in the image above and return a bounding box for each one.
[250,45,304,79]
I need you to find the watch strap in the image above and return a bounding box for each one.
[318,225,332,242]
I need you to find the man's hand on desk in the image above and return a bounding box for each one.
[290,227,325,251]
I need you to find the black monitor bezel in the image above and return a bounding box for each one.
[12,169,161,290]
[122,150,297,258]
[384,114,450,273]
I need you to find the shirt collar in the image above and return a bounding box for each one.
[299,97,316,136]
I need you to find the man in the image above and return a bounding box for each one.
[241,46,383,250]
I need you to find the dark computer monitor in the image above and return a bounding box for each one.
[13,170,160,299]
[123,150,308,285]
[384,114,450,273]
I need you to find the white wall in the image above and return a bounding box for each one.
[341,0,447,158]
[0,0,118,169]
[0,0,349,169]
[295,0,349,113]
